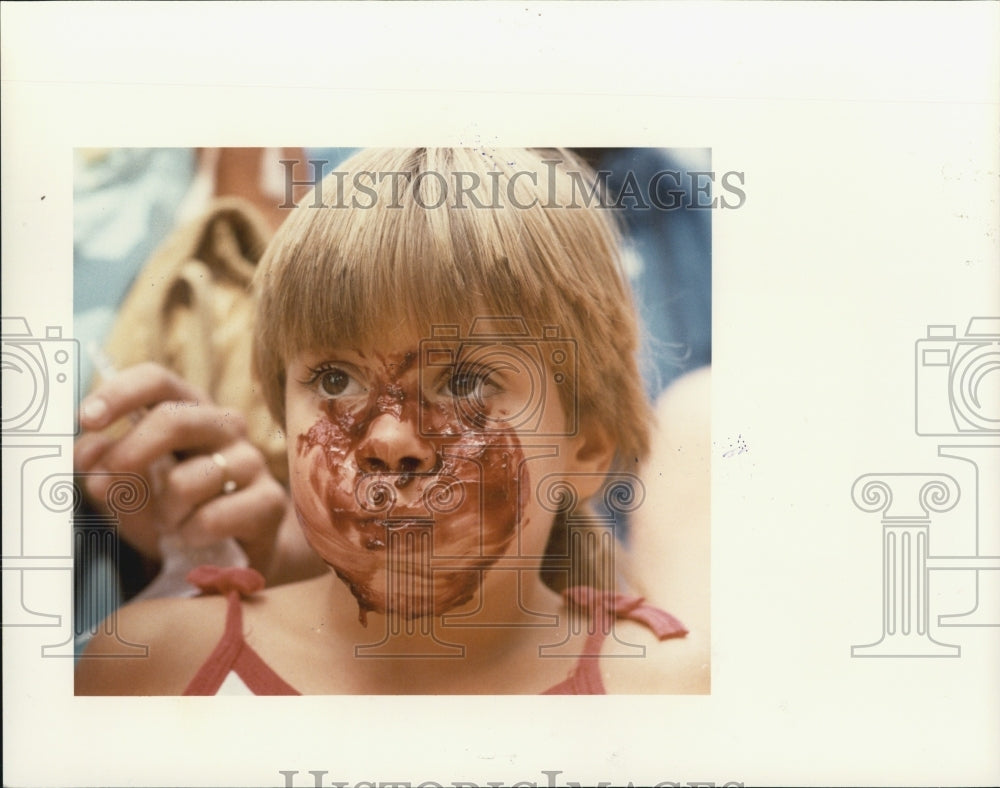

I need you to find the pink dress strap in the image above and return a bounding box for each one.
[180,572,683,696]
[182,566,300,696]
[541,586,687,695]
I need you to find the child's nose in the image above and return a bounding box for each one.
[356,413,436,475]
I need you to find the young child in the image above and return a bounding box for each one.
[75,148,709,695]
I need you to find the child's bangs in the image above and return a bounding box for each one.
[276,150,562,355]
[287,211,479,353]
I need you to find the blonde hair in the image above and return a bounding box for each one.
[253,147,652,472]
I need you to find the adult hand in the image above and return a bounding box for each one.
[74,362,289,575]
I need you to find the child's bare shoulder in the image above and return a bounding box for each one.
[75,593,228,696]
[599,613,711,695]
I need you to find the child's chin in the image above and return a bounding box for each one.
[335,564,484,622]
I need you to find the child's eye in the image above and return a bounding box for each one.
[306,365,366,399]
[441,367,499,401]
[445,371,482,398]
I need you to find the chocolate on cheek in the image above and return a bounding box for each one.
[292,353,528,623]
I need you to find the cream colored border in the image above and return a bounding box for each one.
[3,3,999,787]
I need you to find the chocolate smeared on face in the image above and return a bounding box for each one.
[292,351,527,624]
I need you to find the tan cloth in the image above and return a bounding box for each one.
[100,197,287,484]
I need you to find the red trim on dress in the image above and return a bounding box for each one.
[541,586,689,695]
[182,567,686,696]
[183,566,300,696]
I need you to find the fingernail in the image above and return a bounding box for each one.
[81,397,109,428]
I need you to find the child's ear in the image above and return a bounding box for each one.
[563,420,616,498]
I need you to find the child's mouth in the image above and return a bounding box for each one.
[360,517,432,551]
[380,517,427,530]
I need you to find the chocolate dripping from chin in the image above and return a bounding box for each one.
[329,520,503,627]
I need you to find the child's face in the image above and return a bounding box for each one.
[284,323,591,623]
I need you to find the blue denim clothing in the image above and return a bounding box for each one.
[591,148,712,398]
